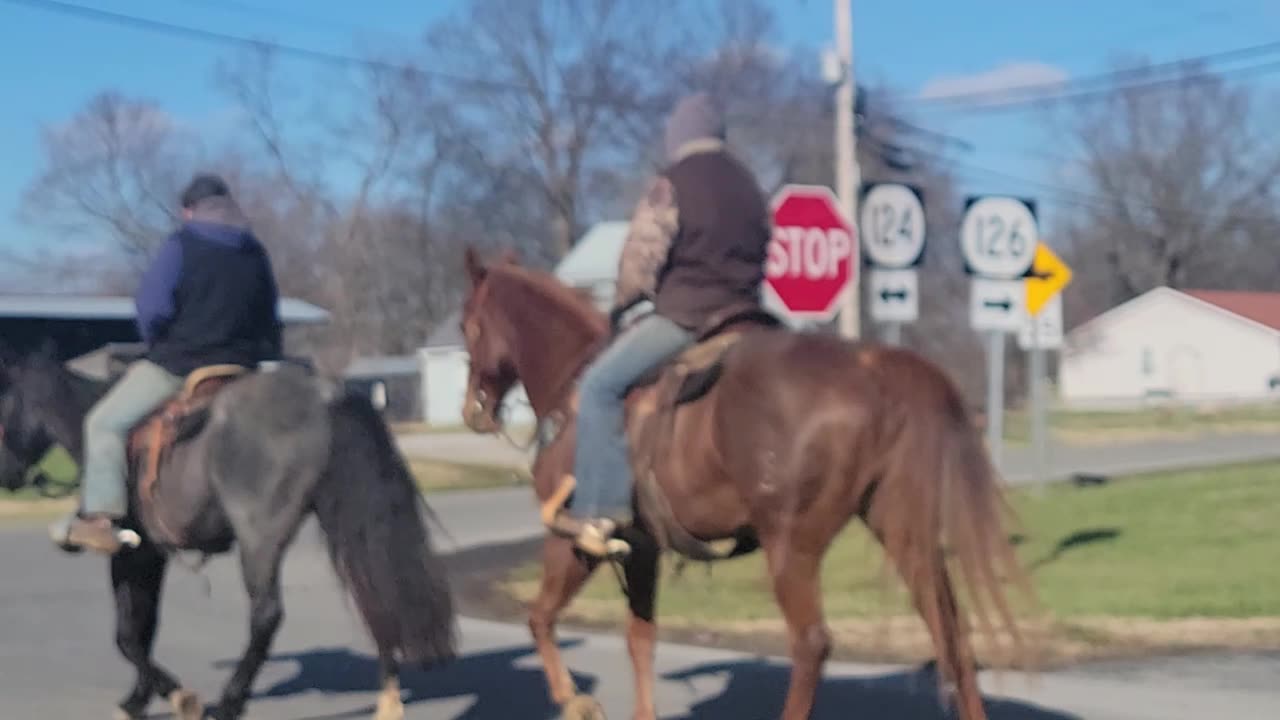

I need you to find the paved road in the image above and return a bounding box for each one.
[1,508,1276,719]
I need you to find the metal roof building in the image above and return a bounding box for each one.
[0,294,329,361]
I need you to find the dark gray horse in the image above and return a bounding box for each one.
[0,346,456,720]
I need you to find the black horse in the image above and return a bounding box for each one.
[0,345,456,720]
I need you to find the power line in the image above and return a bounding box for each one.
[0,0,666,113]
[11,0,1279,220]
[916,56,1280,115]
[12,0,1279,123]
[907,38,1280,109]
[942,155,1280,224]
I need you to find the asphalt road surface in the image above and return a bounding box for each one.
[1,499,1276,719]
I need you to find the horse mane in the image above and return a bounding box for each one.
[475,262,610,416]
[487,263,610,340]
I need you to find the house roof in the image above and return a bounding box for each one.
[554,221,628,285]
[1183,290,1280,332]
[0,294,330,324]
[344,355,419,377]
[424,310,463,348]
[1067,286,1280,347]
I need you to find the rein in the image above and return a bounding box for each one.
[490,334,608,456]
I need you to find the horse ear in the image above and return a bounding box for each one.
[464,245,487,285]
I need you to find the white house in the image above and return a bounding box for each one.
[1059,287,1280,407]
[418,222,630,427]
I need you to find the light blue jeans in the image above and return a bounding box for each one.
[571,314,694,522]
[80,359,183,517]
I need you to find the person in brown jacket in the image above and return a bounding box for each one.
[564,92,772,557]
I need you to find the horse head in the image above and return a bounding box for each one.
[460,246,525,434]
[458,245,608,435]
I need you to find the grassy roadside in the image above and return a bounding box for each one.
[0,447,524,520]
[495,461,1280,667]
[392,406,1280,447]
[1002,402,1280,445]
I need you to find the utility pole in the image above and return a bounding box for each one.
[833,0,861,339]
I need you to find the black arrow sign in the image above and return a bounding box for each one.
[879,287,909,302]
[983,297,1012,311]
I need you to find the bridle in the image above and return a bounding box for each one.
[468,333,606,457]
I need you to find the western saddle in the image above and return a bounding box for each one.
[542,304,783,559]
[127,364,251,511]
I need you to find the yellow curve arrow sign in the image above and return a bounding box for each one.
[1025,243,1072,316]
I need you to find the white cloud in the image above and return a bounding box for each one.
[918,61,1069,103]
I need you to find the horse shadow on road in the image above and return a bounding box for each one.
[214,641,596,720]
[660,659,1081,720]
[216,643,1079,720]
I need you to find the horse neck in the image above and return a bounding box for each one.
[492,270,605,418]
[30,364,106,462]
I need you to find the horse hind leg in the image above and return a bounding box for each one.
[110,545,201,720]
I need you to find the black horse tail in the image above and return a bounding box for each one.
[311,390,457,666]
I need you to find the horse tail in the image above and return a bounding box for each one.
[311,390,457,666]
[868,368,1033,720]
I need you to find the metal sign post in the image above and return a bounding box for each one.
[960,195,1040,471]
[1020,245,1072,489]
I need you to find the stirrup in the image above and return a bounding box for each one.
[51,517,141,555]
[573,520,632,559]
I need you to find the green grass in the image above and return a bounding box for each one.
[507,461,1280,626]
[1002,403,1280,444]
[0,445,521,518]
[410,458,526,492]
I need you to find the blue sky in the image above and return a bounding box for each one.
[1,0,1278,256]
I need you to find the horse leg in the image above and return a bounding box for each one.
[207,537,288,720]
[623,540,660,720]
[530,536,601,717]
[762,538,830,720]
[110,544,201,720]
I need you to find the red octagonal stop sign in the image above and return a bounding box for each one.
[765,184,858,321]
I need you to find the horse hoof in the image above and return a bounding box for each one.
[170,689,203,720]
[374,693,405,720]
[562,694,607,720]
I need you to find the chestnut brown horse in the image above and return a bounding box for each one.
[458,247,1031,720]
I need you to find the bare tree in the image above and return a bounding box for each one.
[19,91,204,272]
[1056,59,1280,320]
[422,0,688,257]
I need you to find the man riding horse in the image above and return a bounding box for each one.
[561,92,773,557]
[49,173,283,555]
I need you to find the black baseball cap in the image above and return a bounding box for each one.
[180,173,231,209]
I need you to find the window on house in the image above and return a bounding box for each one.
[1141,347,1155,376]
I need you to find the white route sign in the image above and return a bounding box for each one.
[1018,293,1063,350]
[860,183,926,269]
[960,196,1039,279]
[970,277,1025,332]
[868,268,918,323]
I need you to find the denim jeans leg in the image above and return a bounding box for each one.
[80,359,184,517]
[571,314,694,522]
